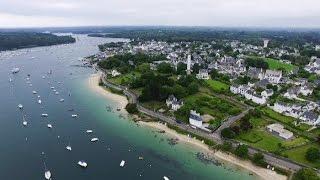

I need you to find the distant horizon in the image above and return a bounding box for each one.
[1,25,320,32]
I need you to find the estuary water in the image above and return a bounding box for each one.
[0,34,256,180]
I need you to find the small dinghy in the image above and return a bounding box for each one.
[32,91,37,94]
[163,176,170,180]
[47,124,53,129]
[38,99,42,104]
[66,145,72,151]
[71,114,78,118]
[78,161,87,168]
[59,99,64,102]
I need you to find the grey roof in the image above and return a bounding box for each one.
[302,111,319,121]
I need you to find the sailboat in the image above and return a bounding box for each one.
[22,115,28,127]
[66,142,72,151]
[43,162,52,180]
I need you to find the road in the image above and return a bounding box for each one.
[97,68,303,172]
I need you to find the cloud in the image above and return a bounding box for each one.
[0,0,319,27]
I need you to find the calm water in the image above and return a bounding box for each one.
[0,35,256,180]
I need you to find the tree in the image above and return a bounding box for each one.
[305,147,320,162]
[125,103,138,114]
[187,82,199,95]
[220,142,233,152]
[176,62,187,75]
[235,145,248,159]
[252,153,266,167]
[240,116,252,131]
[292,168,320,180]
[221,128,236,139]
[157,62,174,74]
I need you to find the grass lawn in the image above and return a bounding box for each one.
[109,72,141,85]
[249,56,297,73]
[262,107,295,124]
[282,137,309,149]
[237,129,282,152]
[283,143,320,168]
[264,58,297,72]
[205,79,229,93]
[141,101,167,112]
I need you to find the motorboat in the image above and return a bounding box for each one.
[38,100,42,104]
[59,99,64,102]
[50,87,55,89]
[44,170,51,180]
[11,67,20,74]
[22,116,28,126]
[32,91,37,94]
[18,104,23,109]
[90,138,99,142]
[47,124,53,128]
[66,145,72,151]
[71,114,78,118]
[163,176,170,180]
[9,78,13,82]
[78,161,87,168]
[55,92,59,95]
[86,130,93,133]
[120,160,125,167]
[41,114,48,117]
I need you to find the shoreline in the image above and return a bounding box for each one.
[87,72,287,180]
[139,121,287,180]
[87,73,128,114]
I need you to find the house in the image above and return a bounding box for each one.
[261,89,274,98]
[267,123,293,140]
[300,84,313,96]
[196,69,210,80]
[251,94,267,105]
[230,84,250,95]
[299,111,320,126]
[111,69,121,77]
[189,110,203,128]
[247,67,263,79]
[263,70,282,84]
[166,95,183,111]
[273,102,291,113]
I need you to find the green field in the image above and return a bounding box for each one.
[250,56,297,73]
[109,72,141,85]
[205,79,229,93]
[283,143,320,168]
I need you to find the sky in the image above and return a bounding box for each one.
[0,0,320,28]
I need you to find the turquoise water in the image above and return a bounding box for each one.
[0,34,256,180]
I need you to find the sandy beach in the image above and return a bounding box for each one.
[139,121,288,180]
[87,72,287,180]
[87,73,128,113]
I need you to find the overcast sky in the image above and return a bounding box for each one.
[0,0,320,28]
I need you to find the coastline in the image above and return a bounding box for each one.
[87,73,128,114]
[87,72,287,180]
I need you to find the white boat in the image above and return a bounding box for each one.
[53,89,56,92]
[71,114,78,118]
[91,138,99,142]
[42,76,46,79]
[66,145,72,151]
[120,160,125,167]
[55,92,59,95]
[18,104,23,109]
[59,99,64,102]
[86,130,93,133]
[41,114,48,117]
[163,176,170,180]
[11,67,20,74]
[32,91,37,94]
[9,78,12,82]
[22,116,28,126]
[47,124,53,128]
[50,87,55,89]
[78,161,87,168]
[37,95,41,98]
[38,100,42,104]
[44,170,51,180]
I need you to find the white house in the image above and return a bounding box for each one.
[111,69,121,77]
[267,123,293,140]
[300,85,313,96]
[273,102,292,113]
[251,94,267,105]
[189,110,203,128]
[263,70,282,84]
[166,95,183,111]
[299,111,320,126]
[196,69,210,80]
[261,89,274,98]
